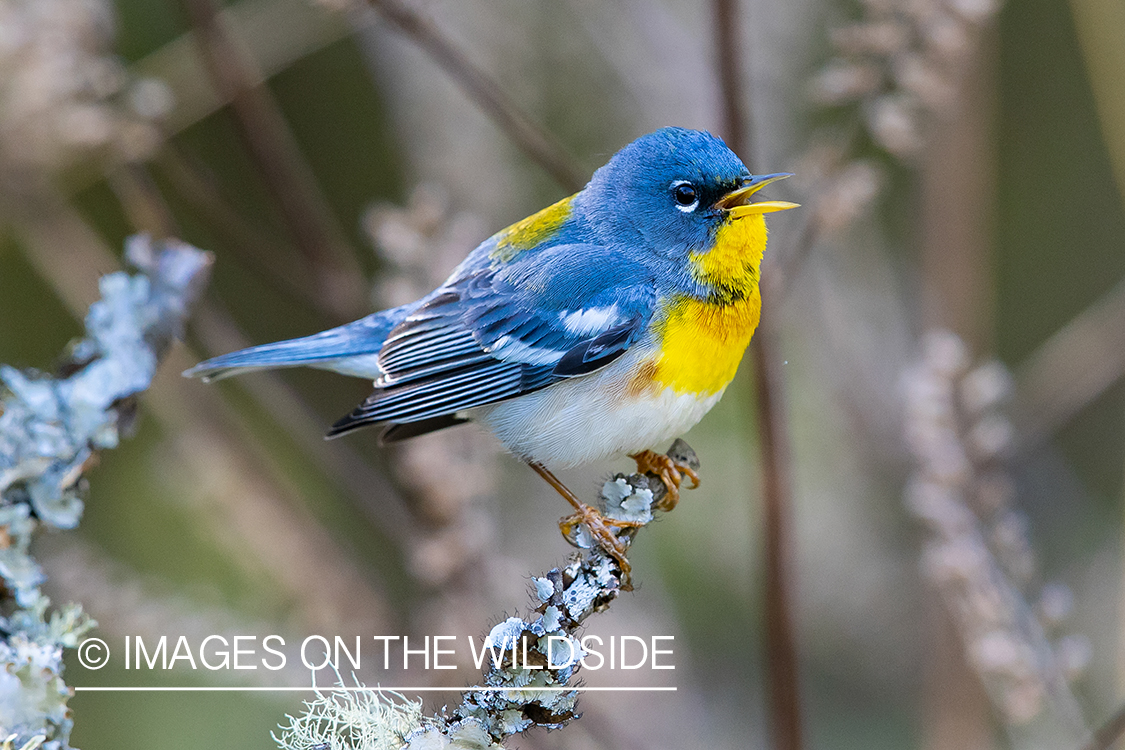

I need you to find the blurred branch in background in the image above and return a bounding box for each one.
[713,2,804,750]
[1014,278,1125,446]
[60,0,353,191]
[1079,700,1125,750]
[0,235,210,749]
[1069,0,1125,203]
[363,0,585,193]
[1008,0,1125,442]
[181,0,369,320]
[90,140,422,552]
[562,0,721,133]
[917,15,1001,750]
[151,145,335,315]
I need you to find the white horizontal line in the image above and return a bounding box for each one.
[73,686,676,693]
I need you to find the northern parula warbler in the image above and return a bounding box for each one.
[186,127,797,567]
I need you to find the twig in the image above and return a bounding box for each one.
[153,144,330,316]
[1013,275,1125,446]
[1077,702,1125,750]
[712,2,803,749]
[714,0,751,160]
[181,0,369,319]
[751,322,803,750]
[364,0,585,193]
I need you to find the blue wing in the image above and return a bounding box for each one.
[328,245,655,439]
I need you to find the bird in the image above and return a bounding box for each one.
[185,127,798,576]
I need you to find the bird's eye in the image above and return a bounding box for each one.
[671,181,698,212]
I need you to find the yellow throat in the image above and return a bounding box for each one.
[651,213,767,396]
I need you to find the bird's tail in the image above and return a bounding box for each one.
[183,306,412,382]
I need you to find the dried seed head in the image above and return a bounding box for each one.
[868,94,925,157]
[961,361,1012,413]
[127,78,175,121]
[966,414,1013,461]
[1036,583,1074,627]
[809,62,885,106]
[831,21,912,56]
[1001,679,1045,724]
[972,472,1014,516]
[814,159,884,234]
[921,329,970,377]
[947,0,1002,24]
[1055,634,1091,681]
[895,54,957,110]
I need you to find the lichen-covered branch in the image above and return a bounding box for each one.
[0,235,212,749]
[274,441,699,750]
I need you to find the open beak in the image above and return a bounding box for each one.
[716,172,800,218]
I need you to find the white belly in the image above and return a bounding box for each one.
[470,349,723,469]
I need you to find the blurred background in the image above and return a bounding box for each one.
[1,0,1123,747]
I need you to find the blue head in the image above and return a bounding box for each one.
[576,127,793,262]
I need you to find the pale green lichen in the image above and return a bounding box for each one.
[273,685,426,750]
[275,441,699,750]
[0,235,211,749]
[601,476,655,524]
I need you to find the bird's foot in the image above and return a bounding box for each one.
[529,460,638,589]
[558,505,641,586]
[629,449,701,511]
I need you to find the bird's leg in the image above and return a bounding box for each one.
[629,449,701,511]
[527,461,637,583]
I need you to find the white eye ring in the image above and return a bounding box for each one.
[671,180,699,213]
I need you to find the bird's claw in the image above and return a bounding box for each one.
[629,449,701,511]
[558,504,640,588]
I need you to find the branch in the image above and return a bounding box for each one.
[181,0,369,320]
[153,145,332,316]
[1077,702,1125,750]
[0,236,212,750]
[711,2,804,749]
[364,0,585,193]
[274,441,698,749]
[714,0,751,162]
[1013,275,1125,446]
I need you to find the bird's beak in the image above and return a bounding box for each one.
[716,173,800,218]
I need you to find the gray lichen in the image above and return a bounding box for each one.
[0,235,211,749]
[274,441,699,750]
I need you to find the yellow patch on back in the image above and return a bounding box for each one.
[651,214,768,396]
[491,194,575,262]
